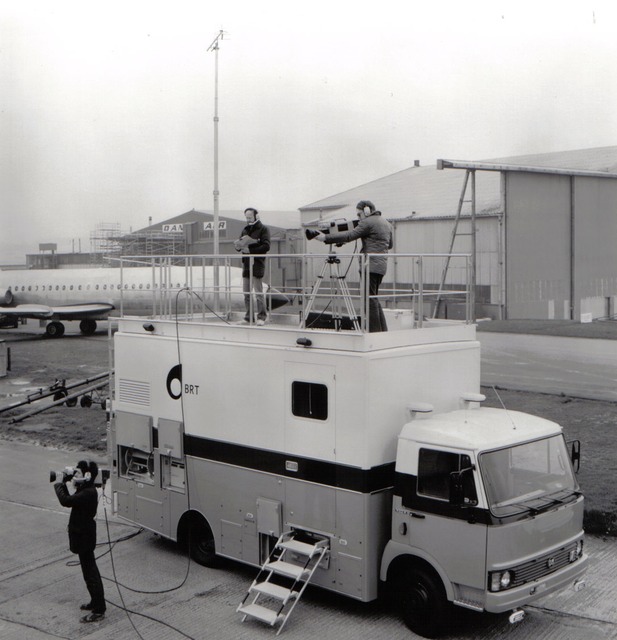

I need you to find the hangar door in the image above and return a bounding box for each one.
[505,172,572,319]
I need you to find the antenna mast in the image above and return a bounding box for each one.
[207,29,226,258]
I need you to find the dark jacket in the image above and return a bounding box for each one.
[237,220,271,279]
[324,212,393,275]
[54,481,98,554]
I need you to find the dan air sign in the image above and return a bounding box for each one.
[162,222,227,233]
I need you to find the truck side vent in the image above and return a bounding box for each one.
[118,379,151,406]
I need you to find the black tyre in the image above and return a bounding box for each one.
[80,395,93,408]
[188,518,217,568]
[399,567,449,638]
[79,319,97,335]
[46,322,65,338]
[53,389,68,404]
[66,396,78,407]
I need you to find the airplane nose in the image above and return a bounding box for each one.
[267,287,290,310]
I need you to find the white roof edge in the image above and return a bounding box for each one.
[437,158,617,179]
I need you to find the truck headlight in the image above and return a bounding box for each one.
[489,570,512,592]
[569,539,583,562]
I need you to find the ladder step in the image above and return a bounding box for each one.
[266,560,308,580]
[278,539,323,557]
[238,603,282,626]
[252,581,296,601]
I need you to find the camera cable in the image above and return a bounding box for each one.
[101,490,198,640]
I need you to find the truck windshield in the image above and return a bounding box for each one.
[480,436,579,517]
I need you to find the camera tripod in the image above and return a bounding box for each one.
[302,250,361,331]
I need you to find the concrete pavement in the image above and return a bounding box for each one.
[0,440,616,640]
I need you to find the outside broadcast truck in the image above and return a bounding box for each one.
[109,252,587,637]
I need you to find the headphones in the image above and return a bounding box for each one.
[357,200,375,217]
[74,460,97,484]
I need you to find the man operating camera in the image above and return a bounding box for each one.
[313,200,393,332]
[53,460,106,623]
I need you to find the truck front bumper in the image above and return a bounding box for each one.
[484,553,588,613]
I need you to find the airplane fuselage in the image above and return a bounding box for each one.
[0,265,258,336]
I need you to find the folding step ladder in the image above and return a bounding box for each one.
[237,530,329,635]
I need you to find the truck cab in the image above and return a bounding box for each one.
[382,404,587,637]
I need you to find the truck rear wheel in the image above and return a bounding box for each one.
[399,567,448,638]
[185,517,217,568]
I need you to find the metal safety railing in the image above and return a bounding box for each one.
[113,252,472,332]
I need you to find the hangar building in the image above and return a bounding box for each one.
[300,146,617,321]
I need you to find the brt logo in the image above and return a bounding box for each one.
[166,365,199,399]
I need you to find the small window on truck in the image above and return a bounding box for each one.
[418,449,476,502]
[291,381,328,421]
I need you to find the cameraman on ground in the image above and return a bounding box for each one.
[314,200,393,332]
[53,460,106,623]
[234,207,271,325]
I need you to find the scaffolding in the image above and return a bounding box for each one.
[90,222,125,255]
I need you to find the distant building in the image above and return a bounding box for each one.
[120,209,300,258]
[118,209,303,289]
[300,146,617,321]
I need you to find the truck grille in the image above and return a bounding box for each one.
[510,542,578,587]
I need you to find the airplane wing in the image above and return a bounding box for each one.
[0,303,114,320]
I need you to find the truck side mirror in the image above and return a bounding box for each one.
[449,472,464,506]
[568,439,581,473]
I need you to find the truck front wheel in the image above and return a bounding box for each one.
[399,567,448,638]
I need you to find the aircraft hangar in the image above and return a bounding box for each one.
[299,146,617,321]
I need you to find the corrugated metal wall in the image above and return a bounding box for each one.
[505,172,572,319]
[505,172,617,320]
[573,177,617,319]
[393,216,502,300]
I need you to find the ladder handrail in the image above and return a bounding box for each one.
[433,169,472,319]
[238,529,330,635]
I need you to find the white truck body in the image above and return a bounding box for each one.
[109,253,586,636]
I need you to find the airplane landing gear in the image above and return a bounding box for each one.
[46,322,65,338]
[79,319,97,335]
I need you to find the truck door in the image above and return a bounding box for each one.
[403,448,487,594]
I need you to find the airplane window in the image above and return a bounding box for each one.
[146,284,150,289]
[95,285,99,290]
[103,284,107,290]
[28,286,32,291]
[35,286,39,291]
[139,284,143,289]
[124,284,128,289]
[110,284,114,290]
[62,285,66,291]
[78,285,82,290]
[56,286,60,291]
[70,285,74,291]
[87,285,90,290]
[131,284,136,289]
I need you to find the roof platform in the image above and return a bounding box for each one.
[115,252,475,352]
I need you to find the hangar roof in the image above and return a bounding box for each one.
[300,145,617,223]
[135,208,300,234]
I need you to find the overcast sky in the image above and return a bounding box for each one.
[2,1,617,263]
